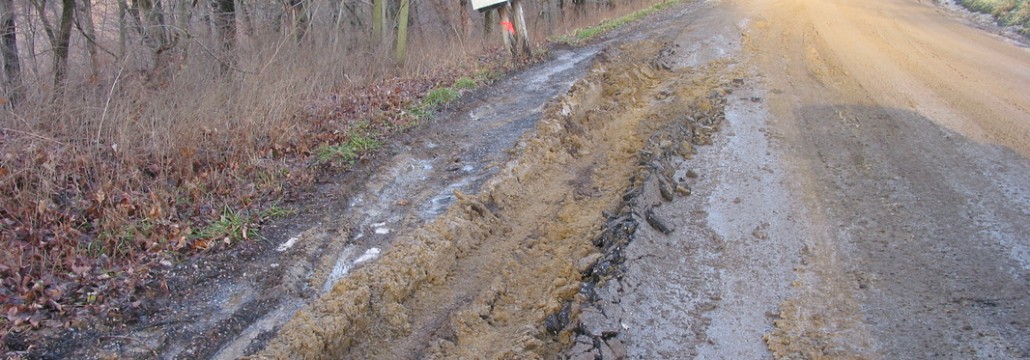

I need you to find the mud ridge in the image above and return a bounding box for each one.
[557,86,729,360]
[252,37,734,359]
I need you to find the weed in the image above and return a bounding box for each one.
[349,134,382,152]
[316,144,359,164]
[195,205,249,245]
[559,0,683,44]
[405,85,465,122]
[408,106,432,121]
[260,203,297,220]
[454,77,477,89]
[474,69,504,83]
[316,134,382,165]
[422,88,460,108]
[959,0,1030,33]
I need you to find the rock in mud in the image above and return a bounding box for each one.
[599,340,619,359]
[579,306,620,338]
[676,184,692,196]
[577,253,604,274]
[605,338,628,359]
[645,208,674,234]
[658,178,675,201]
[546,303,575,335]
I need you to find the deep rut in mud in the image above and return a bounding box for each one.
[257,37,739,359]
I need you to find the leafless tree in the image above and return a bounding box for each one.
[210,0,235,73]
[1,0,21,103]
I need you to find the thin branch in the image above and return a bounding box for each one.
[183,37,255,75]
[96,60,126,145]
[0,126,65,145]
[258,36,290,75]
[28,0,58,45]
[73,14,119,59]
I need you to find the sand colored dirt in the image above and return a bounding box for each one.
[737,0,1030,157]
[730,0,1030,358]
[30,1,1029,358]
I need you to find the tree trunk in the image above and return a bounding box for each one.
[343,1,361,28]
[53,0,76,86]
[372,0,385,45]
[497,4,515,60]
[131,0,179,74]
[483,7,493,37]
[76,0,99,78]
[117,0,128,58]
[28,0,74,85]
[458,0,468,39]
[175,0,194,44]
[210,0,235,73]
[0,0,21,103]
[573,0,584,18]
[238,0,255,37]
[512,0,530,61]
[395,0,409,64]
[291,0,307,41]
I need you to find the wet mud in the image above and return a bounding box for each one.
[34,0,1030,358]
[257,32,737,358]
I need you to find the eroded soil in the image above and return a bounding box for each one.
[257,20,746,357]
[29,0,1030,358]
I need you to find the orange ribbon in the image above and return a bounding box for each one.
[500,21,516,35]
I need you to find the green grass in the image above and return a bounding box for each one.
[316,134,382,165]
[555,0,683,44]
[422,88,460,107]
[454,77,477,89]
[473,69,504,83]
[260,203,297,220]
[406,85,467,121]
[959,0,1030,35]
[195,205,249,244]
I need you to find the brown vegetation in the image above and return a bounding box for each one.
[0,0,669,353]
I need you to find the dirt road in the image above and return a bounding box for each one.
[585,0,1030,358]
[39,0,1028,358]
[260,0,1028,357]
[744,0,1030,357]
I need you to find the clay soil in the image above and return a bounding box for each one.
[23,0,1030,358]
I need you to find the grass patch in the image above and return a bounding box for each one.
[423,88,460,107]
[260,203,297,220]
[454,77,477,89]
[555,0,683,44]
[316,134,382,165]
[959,0,1030,34]
[474,68,505,84]
[407,85,466,121]
[194,205,249,245]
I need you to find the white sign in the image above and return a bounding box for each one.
[472,0,507,11]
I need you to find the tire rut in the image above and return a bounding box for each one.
[258,35,740,359]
